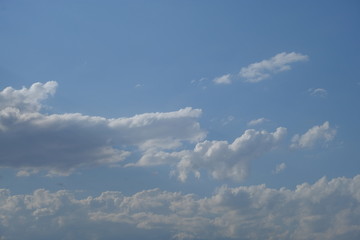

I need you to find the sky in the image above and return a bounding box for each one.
[0,0,360,239]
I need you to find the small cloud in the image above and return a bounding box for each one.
[135,84,144,88]
[239,52,308,83]
[213,74,232,85]
[247,118,268,126]
[16,169,40,177]
[191,77,208,89]
[291,121,336,149]
[273,162,286,174]
[221,115,235,126]
[308,88,327,97]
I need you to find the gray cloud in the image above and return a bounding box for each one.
[0,82,205,175]
[1,175,359,240]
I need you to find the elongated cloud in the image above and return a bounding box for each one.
[247,117,268,126]
[1,175,359,240]
[131,127,287,181]
[0,82,205,175]
[308,88,328,97]
[291,121,336,149]
[239,52,308,83]
[213,74,232,85]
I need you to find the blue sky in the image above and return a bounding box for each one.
[1,1,360,239]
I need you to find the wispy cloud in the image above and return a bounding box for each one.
[1,175,359,240]
[212,52,308,85]
[239,52,308,83]
[247,117,268,126]
[273,162,286,174]
[308,88,328,97]
[291,121,336,149]
[213,74,232,85]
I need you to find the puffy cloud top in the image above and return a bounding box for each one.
[291,121,336,149]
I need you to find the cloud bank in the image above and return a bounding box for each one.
[0,82,205,175]
[1,174,359,240]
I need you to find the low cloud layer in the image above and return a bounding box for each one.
[1,174,359,240]
[0,82,205,175]
[291,121,336,149]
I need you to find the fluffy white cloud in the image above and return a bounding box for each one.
[291,121,336,149]
[0,81,57,112]
[308,88,328,97]
[130,127,287,181]
[1,175,360,240]
[239,52,308,83]
[247,117,268,126]
[0,82,205,175]
[213,74,232,85]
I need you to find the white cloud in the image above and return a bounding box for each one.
[291,121,336,149]
[1,174,360,240]
[130,127,287,181]
[0,82,205,175]
[213,74,232,85]
[247,117,268,126]
[0,81,57,112]
[239,52,308,83]
[273,162,286,174]
[308,88,328,97]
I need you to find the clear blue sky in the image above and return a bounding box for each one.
[1,1,360,239]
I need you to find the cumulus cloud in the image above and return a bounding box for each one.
[308,88,328,97]
[0,82,205,175]
[213,74,232,85]
[291,121,336,149]
[0,81,57,112]
[130,127,287,181]
[239,52,308,83]
[1,175,360,240]
[247,117,268,126]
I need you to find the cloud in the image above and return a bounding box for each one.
[239,52,308,83]
[1,174,360,240]
[247,117,268,126]
[273,162,286,174]
[213,74,232,85]
[0,82,205,175]
[291,121,336,149]
[0,81,58,112]
[308,88,328,97]
[130,127,287,182]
